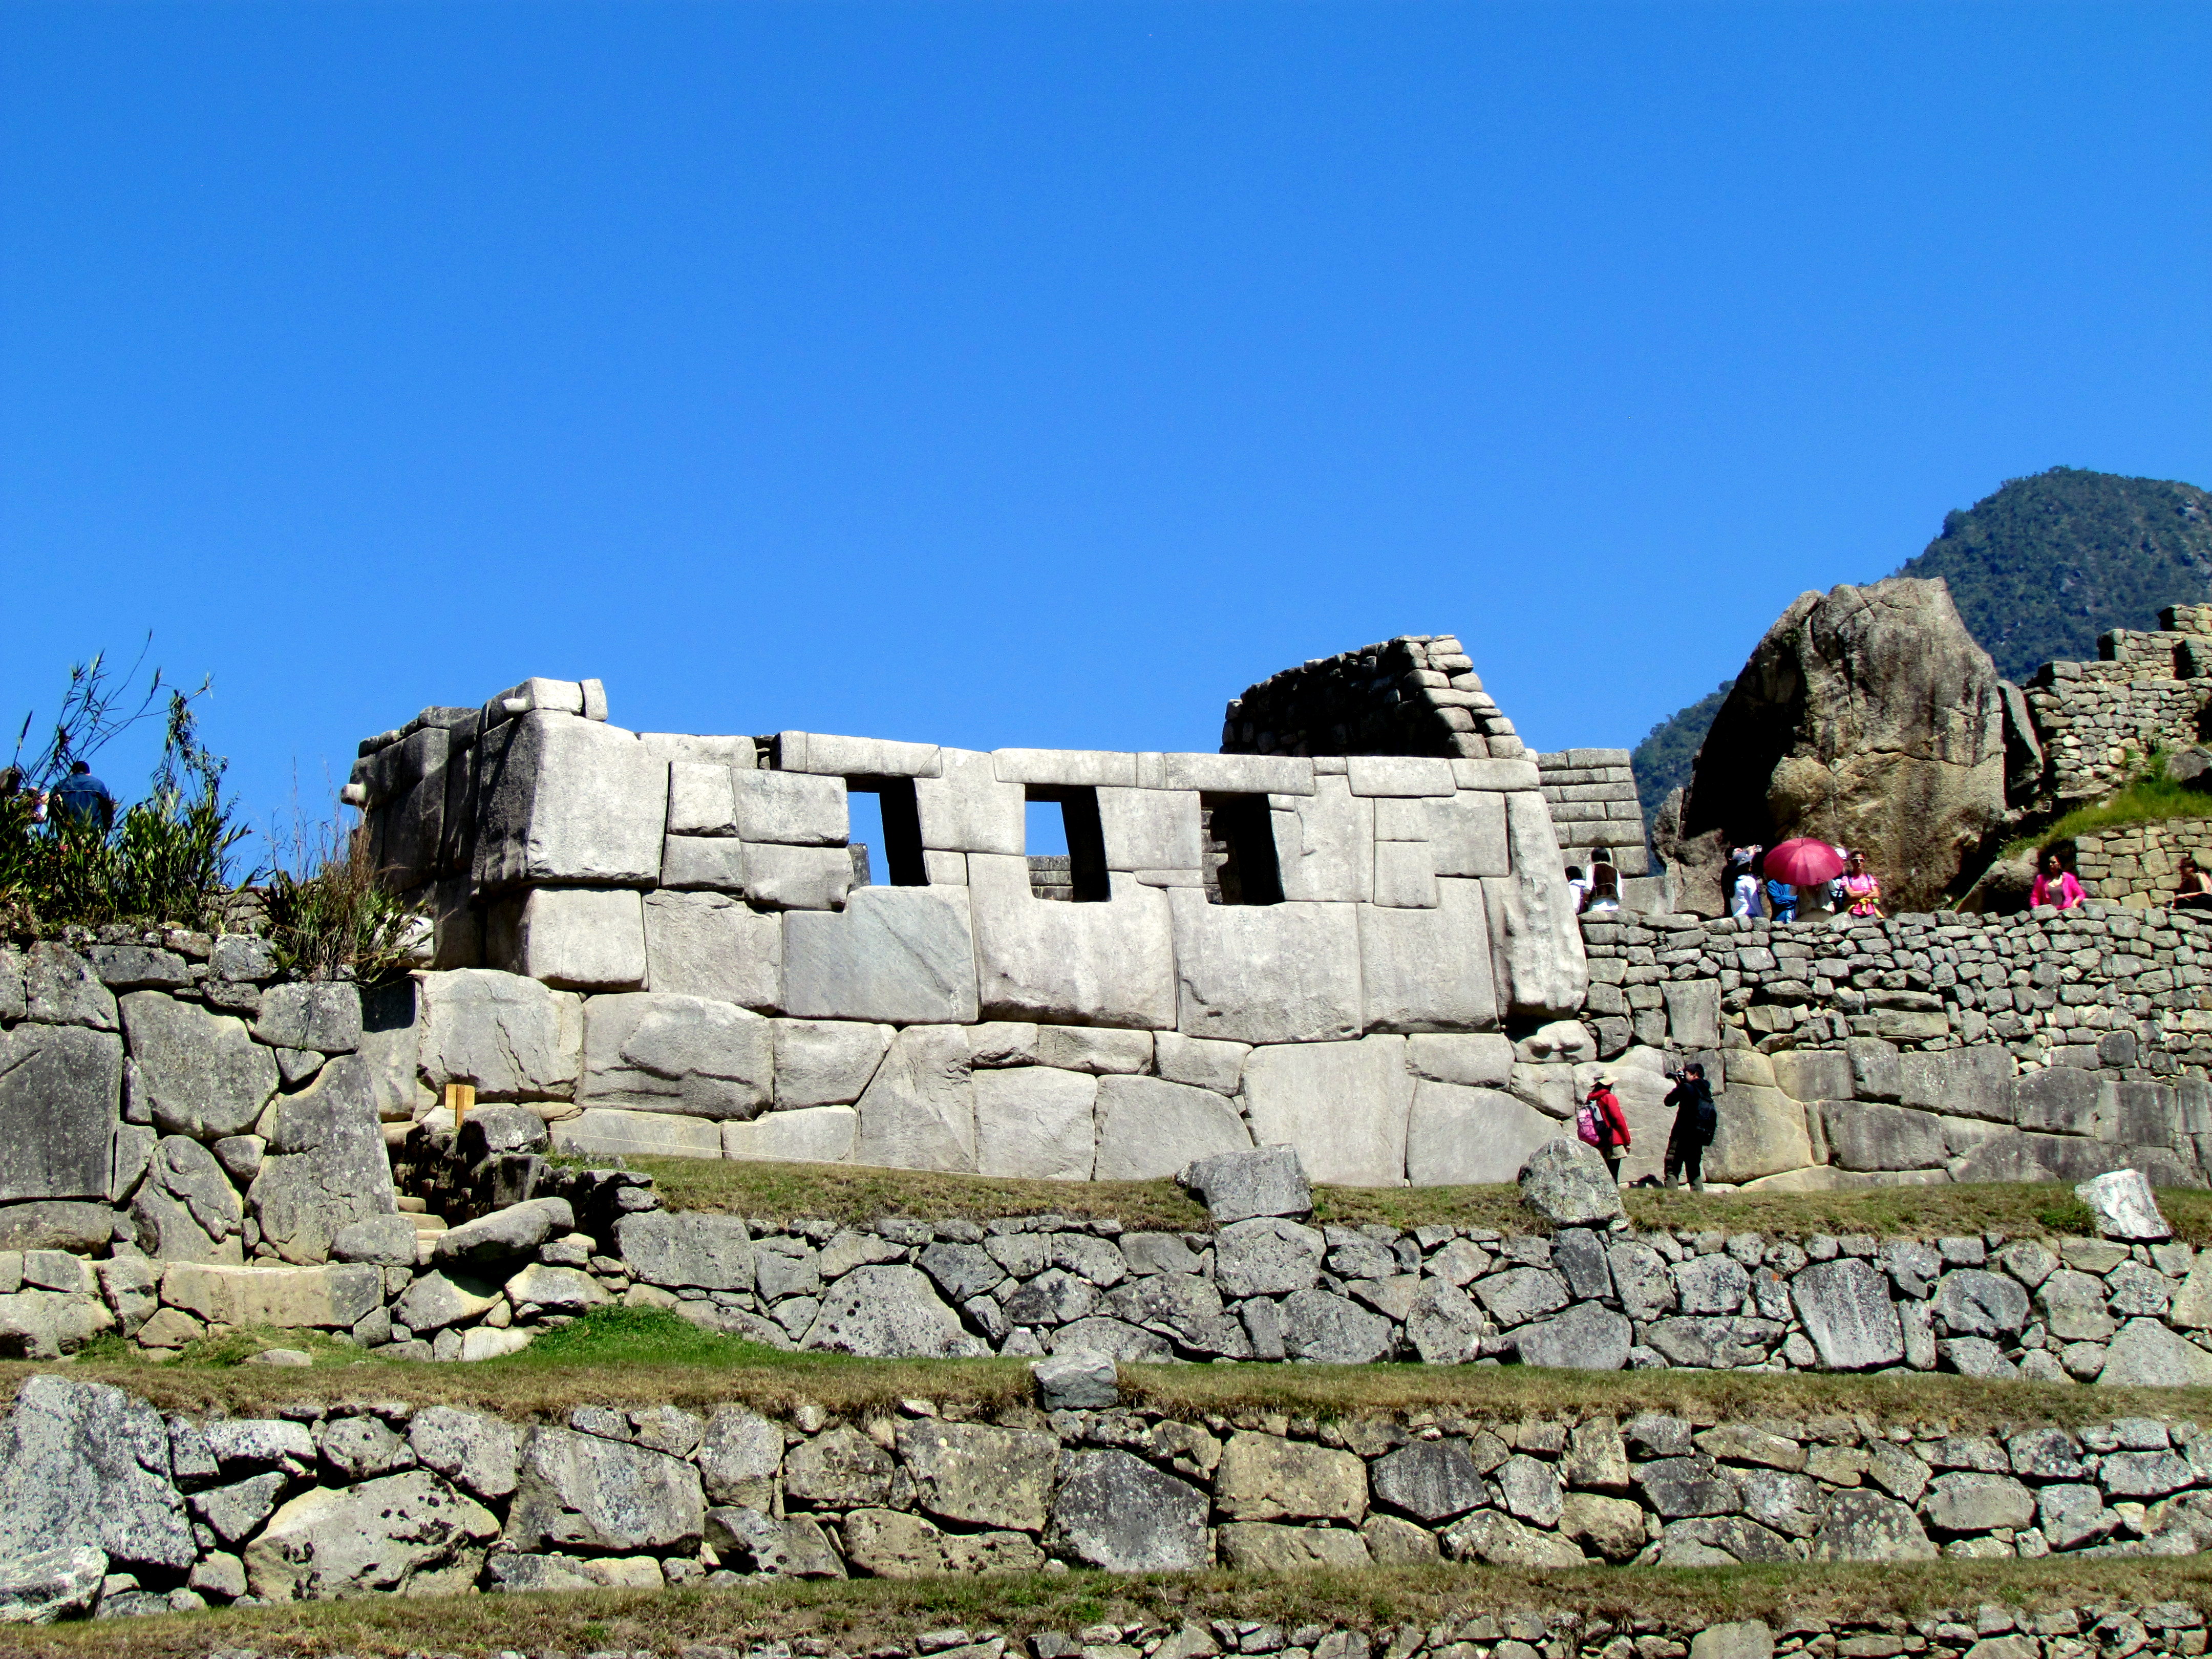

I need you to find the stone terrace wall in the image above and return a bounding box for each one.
[1570,905,2212,1192]
[345,674,1591,1187]
[0,933,406,1351]
[14,1370,2212,1622]
[2020,606,2212,809]
[2076,822,2212,910]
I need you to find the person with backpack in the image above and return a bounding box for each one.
[1663,1061,1717,1192]
[1577,1073,1632,1183]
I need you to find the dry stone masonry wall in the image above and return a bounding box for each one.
[1572,903,2212,1190]
[2074,823,2212,910]
[12,1367,2212,1622]
[1537,749,1662,911]
[2020,606,2212,809]
[346,673,1589,1184]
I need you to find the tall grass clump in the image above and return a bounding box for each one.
[261,798,424,984]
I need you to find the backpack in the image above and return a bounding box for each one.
[1577,1093,1615,1149]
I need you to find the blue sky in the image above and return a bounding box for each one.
[3,2,2206,864]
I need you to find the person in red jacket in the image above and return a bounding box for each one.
[1578,1074,1633,1183]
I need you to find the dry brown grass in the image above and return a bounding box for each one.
[14,1557,2212,1659]
[641,1159,2212,1247]
[20,1352,2212,1430]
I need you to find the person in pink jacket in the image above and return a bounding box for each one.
[2031,851,2085,910]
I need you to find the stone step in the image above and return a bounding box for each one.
[395,1196,428,1214]
[412,1216,448,1235]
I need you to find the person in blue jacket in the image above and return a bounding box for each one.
[47,761,116,832]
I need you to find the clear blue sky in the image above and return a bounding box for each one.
[4,2,2206,863]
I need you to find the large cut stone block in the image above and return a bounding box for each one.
[1360,879,1499,1033]
[1820,1101,1947,1172]
[1706,1086,1814,1183]
[1479,792,1590,1017]
[118,992,275,1140]
[783,887,980,1025]
[580,992,772,1120]
[1347,756,1456,796]
[642,890,780,1010]
[1161,753,1315,796]
[1097,788,1203,871]
[1272,777,1373,903]
[474,712,666,887]
[616,1211,754,1291]
[973,1068,1098,1180]
[853,1026,976,1172]
[743,842,854,910]
[729,769,846,845]
[666,760,739,836]
[1428,791,1509,877]
[248,1053,400,1264]
[552,1108,724,1160]
[1406,1082,1558,1185]
[23,943,115,1029]
[915,748,1025,854]
[971,856,1176,1029]
[1048,1449,1208,1571]
[1093,1075,1253,1180]
[1167,890,1361,1045]
[416,969,583,1100]
[658,835,747,891]
[722,1105,858,1163]
[781,732,943,778]
[488,886,646,990]
[1240,1035,1413,1186]
[1662,981,1721,1050]
[253,983,363,1055]
[0,1025,119,1202]
[772,1018,894,1108]
[160,1261,381,1328]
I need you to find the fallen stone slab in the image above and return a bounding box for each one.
[1179,1145,1311,1223]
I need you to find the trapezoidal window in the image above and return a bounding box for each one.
[1202,792,1284,905]
[844,776,927,886]
[1025,785,1109,902]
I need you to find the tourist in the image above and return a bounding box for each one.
[1839,850,1884,918]
[1763,868,1797,924]
[47,761,115,832]
[1565,865,1590,914]
[1577,1073,1632,1183]
[2030,851,2085,911]
[1585,855,1621,913]
[1730,858,1762,918]
[1663,1061,1716,1192]
[2175,854,2212,911]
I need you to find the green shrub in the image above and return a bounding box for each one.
[262,805,424,984]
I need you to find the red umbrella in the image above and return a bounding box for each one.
[1763,837,1847,887]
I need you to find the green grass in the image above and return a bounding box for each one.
[641,1159,2212,1246]
[27,1321,2212,1427]
[2001,767,2212,861]
[15,1557,2212,1659]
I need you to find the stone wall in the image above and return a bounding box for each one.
[1536,749,1662,912]
[1569,904,2212,1190]
[2075,822,2212,910]
[2020,606,2212,809]
[344,673,1589,1185]
[1220,634,1522,761]
[11,1368,2212,1623]
[0,933,403,1320]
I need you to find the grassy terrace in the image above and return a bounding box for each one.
[635,1160,2212,1246]
[25,1308,2212,1424]
[17,1558,2212,1659]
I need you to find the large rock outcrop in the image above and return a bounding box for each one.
[1656,579,2005,913]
